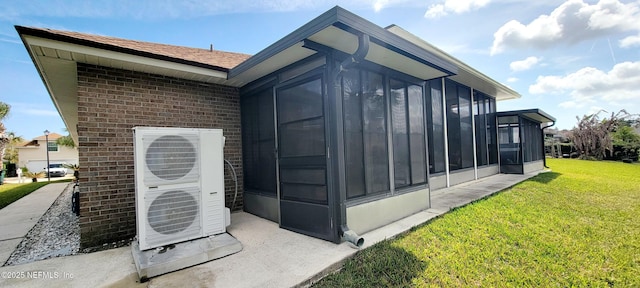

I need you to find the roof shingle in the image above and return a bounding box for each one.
[19,26,252,71]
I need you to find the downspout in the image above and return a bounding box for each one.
[335,33,369,248]
[333,34,369,80]
[541,120,556,169]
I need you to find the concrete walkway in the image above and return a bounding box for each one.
[0,182,70,265]
[0,171,543,288]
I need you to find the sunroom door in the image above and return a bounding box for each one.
[276,75,334,241]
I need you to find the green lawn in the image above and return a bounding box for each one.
[314,159,640,287]
[0,182,50,209]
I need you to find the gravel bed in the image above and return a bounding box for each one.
[4,184,80,266]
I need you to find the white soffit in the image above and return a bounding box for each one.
[37,56,78,144]
[308,26,448,80]
[24,36,229,84]
[386,25,520,101]
[228,42,316,87]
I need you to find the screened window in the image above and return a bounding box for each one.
[408,84,427,184]
[391,79,427,189]
[522,118,543,163]
[446,80,477,170]
[391,79,410,188]
[474,93,487,166]
[343,69,365,199]
[343,69,389,199]
[427,79,445,174]
[362,71,389,194]
[241,88,276,195]
[459,86,473,169]
[474,92,494,167]
[445,80,461,170]
[487,98,498,164]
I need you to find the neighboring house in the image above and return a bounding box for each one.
[16,6,554,248]
[16,133,78,174]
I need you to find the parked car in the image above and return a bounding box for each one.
[44,163,67,177]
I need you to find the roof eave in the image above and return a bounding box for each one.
[15,26,231,73]
[228,6,457,86]
[385,25,520,101]
[498,109,556,124]
[16,26,237,144]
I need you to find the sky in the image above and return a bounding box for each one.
[0,0,639,140]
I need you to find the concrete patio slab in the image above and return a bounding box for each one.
[0,171,544,288]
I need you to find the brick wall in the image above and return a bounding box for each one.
[76,63,243,248]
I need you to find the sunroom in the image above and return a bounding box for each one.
[497,109,556,174]
[229,6,525,245]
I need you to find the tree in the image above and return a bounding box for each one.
[612,124,640,160]
[570,110,633,160]
[56,134,75,148]
[56,128,75,148]
[0,101,11,165]
[2,132,24,164]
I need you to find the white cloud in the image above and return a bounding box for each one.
[559,101,578,108]
[509,56,540,72]
[424,4,446,18]
[491,0,640,55]
[373,0,391,12]
[23,109,59,116]
[620,34,640,48]
[425,0,490,18]
[529,61,640,108]
[507,77,519,83]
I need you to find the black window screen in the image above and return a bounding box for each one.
[391,79,427,189]
[343,69,389,199]
[391,79,410,188]
[459,86,473,169]
[241,88,276,195]
[342,69,366,198]
[522,118,543,163]
[488,98,498,164]
[474,92,489,166]
[408,84,427,184]
[446,80,462,171]
[427,79,446,174]
[343,70,365,199]
[362,71,389,194]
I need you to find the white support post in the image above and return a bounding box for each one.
[441,78,450,188]
[470,89,478,180]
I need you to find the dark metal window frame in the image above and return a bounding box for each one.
[339,62,431,204]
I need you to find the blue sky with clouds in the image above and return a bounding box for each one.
[1,0,639,140]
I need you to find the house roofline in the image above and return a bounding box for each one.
[15,26,232,73]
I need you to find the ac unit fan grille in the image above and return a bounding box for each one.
[145,135,197,181]
[147,189,199,235]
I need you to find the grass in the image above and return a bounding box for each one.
[0,182,50,209]
[314,159,640,287]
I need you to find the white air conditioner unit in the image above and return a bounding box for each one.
[133,127,226,251]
